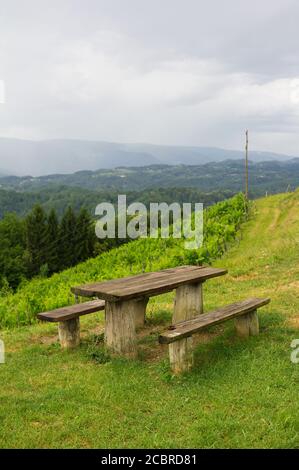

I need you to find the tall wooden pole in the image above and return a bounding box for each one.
[245,129,249,200]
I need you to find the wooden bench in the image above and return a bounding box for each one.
[72,265,227,356]
[37,299,105,349]
[159,297,271,374]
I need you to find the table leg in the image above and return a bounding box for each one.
[172,282,203,323]
[134,298,149,328]
[169,282,203,374]
[105,300,138,357]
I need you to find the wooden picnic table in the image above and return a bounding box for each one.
[71,265,227,357]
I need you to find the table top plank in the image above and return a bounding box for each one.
[71,266,200,297]
[72,265,227,302]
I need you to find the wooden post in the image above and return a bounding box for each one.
[169,337,193,375]
[134,298,149,329]
[58,318,80,349]
[248,310,259,336]
[169,282,203,374]
[235,310,259,338]
[105,300,138,357]
[245,129,249,201]
[173,282,203,323]
[234,314,249,338]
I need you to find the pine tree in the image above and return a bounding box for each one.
[46,209,60,274]
[58,206,77,269]
[25,205,48,276]
[0,213,26,288]
[76,208,95,263]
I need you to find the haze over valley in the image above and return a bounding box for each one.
[0,137,298,177]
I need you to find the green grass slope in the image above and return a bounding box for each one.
[0,194,246,328]
[0,190,298,448]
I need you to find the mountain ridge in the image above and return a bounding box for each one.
[0,137,298,176]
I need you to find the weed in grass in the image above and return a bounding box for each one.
[86,343,111,364]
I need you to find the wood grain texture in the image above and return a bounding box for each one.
[248,310,259,336]
[170,282,203,373]
[71,266,227,301]
[173,283,203,324]
[235,310,259,338]
[58,318,80,349]
[234,313,250,338]
[134,298,149,328]
[159,298,270,344]
[37,299,105,322]
[169,337,194,375]
[105,300,138,357]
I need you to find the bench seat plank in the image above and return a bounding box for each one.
[37,299,105,323]
[71,266,227,301]
[159,298,270,344]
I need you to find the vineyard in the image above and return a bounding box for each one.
[0,193,247,328]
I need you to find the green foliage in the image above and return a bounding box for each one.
[1,160,299,197]
[86,338,111,364]
[0,185,235,219]
[25,205,48,277]
[1,190,298,449]
[0,205,105,291]
[0,213,26,289]
[75,208,96,264]
[47,209,60,274]
[0,193,247,328]
[58,206,77,269]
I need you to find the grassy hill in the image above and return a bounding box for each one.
[0,194,246,328]
[0,190,298,448]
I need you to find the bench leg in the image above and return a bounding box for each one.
[248,310,259,336]
[58,318,80,349]
[235,310,259,338]
[173,282,203,323]
[134,298,149,329]
[105,300,137,357]
[169,337,193,375]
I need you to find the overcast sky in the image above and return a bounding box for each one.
[1,0,299,155]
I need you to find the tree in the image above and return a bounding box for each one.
[46,209,60,274]
[58,206,77,269]
[0,213,26,289]
[25,205,48,277]
[75,207,95,263]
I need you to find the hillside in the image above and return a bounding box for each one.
[0,137,297,176]
[0,194,246,327]
[0,186,234,219]
[1,160,299,196]
[0,190,298,448]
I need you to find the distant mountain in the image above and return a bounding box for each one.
[0,137,297,176]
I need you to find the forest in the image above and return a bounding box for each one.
[0,205,128,293]
[1,159,299,194]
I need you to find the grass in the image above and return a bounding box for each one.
[0,190,299,448]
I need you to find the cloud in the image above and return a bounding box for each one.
[0,0,299,161]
